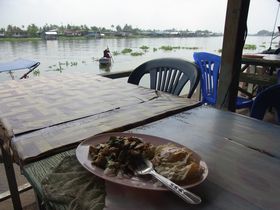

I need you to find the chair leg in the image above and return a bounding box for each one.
[0,144,22,210]
[35,193,47,210]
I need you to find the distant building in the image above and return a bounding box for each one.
[11,32,28,38]
[42,31,58,40]
[86,31,103,38]
[115,31,132,37]
[64,30,84,36]
[0,32,5,38]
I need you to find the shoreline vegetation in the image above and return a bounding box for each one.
[0,23,273,42]
[0,34,223,42]
[0,35,272,43]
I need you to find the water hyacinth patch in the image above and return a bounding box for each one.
[159,46,173,51]
[121,48,133,54]
[140,45,149,51]
[130,52,144,56]
[112,51,120,56]
[243,44,256,50]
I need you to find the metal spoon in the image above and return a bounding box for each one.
[134,158,202,205]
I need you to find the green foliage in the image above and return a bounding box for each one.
[49,61,78,72]
[0,38,40,42]
[159,46,184,51]
[259,45,266,48]
[32,69,40,76]
[130,52,144,56]
[54,65,64,72]
[140,45,149,50]
[112,51,120,56]
[58,36,87,40]
[27,24,39,37]
[243,44,256,50]
[121,48,133,54]
[182,47,199,50]
[153,48,158,52]
[70,61,78,66]
[159,45,173,51]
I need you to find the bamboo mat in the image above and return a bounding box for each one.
[0,73,200,163]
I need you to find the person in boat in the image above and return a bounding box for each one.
[103,48,111,58]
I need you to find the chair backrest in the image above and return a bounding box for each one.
[193,52,221,105]
[127,58,200,97]
[250,84,280,123]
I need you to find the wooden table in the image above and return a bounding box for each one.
[109,106,280,209]
[23,106,280,210]
[239,54,280,97]
[0,73,200,209]
[242,54,280,69]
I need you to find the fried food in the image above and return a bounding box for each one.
[89,136,204,184]
[89,136,155,176]
[151,143,204,184]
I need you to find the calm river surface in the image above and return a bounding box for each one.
[0,36,274,81]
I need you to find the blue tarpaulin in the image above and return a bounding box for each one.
[0,58,40,73]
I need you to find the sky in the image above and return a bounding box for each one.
[0,0,279,34]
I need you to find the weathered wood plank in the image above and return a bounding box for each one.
[242,56,280,68]
[129,106,280,209]
[12,95,200,164]
[22,106,280,209]
[239,72,277,86]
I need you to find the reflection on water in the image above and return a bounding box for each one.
[0,36,273,81]
[99,63,112,72]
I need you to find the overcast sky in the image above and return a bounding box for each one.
[0,0,279,33]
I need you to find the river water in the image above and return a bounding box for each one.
[0,36,276,81]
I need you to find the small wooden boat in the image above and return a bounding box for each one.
[99,57,112,65]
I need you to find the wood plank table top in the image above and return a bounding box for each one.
[23,106,280,210]
[242,54,280,67]
[110,106,279,210]
[0,73,200,163]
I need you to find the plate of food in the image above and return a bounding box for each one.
[76,132,208,191]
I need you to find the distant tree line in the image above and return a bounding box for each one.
[0,23,149,37]
[0,23,223,38]
[0,23,275,39]
[255,30,274,36]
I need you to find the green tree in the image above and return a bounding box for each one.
[116,25,122,32]
[83,24,89,32]
[90,26,99,31]
[27,24,39,37]
[43,24,50,31]
[123,24,132,32]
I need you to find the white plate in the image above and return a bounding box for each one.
[76,132,208,191]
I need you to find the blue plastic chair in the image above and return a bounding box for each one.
[250,84,280,123]
[193,52,253,109]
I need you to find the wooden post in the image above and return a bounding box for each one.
[216,0,250,111]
